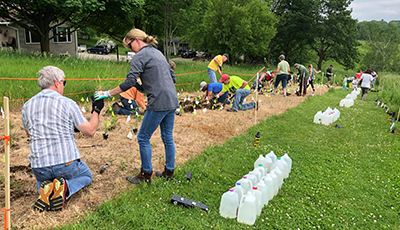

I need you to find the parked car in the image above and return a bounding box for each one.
[181,50,196,58]
[77,45,86,52]
[87,45,109,55]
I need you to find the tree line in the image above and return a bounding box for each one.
[0,0,399,73]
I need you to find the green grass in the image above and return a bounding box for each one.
[57,88,399,229]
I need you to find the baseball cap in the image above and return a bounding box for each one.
[219,74,230,83]
[199,81,207,91]
[223,53,229,60]
[330,64,333,67]
[294,63,300,68]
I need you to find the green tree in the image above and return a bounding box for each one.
[310,0,359,70]
[360,21,400,72]
[0,0,143,54]
[186,0,277,65]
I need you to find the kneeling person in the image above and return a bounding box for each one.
[218,74,256,112]
[22,66,104,212]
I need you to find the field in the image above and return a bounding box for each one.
[0,51,399,229]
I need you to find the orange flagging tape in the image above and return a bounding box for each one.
[0,207,10,230]
[0,136,10,146]
[224,71,253,76]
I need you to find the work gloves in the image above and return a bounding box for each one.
[91,96,104,114]
[94,91,111,100]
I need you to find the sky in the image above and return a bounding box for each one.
[349,0,400,22]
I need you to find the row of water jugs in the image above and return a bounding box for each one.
[339,87,360,108]
[314,107,340,125]
[219,151,292,225]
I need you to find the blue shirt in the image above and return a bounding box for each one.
[207,82,223,94]
[22,89,86,168]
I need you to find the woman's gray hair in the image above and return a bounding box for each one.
[38,66,65,90]
[279,54,285,60]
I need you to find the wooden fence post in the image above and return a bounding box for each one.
[3,97,11,229]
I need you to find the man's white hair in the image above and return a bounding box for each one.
[38,66,65,90]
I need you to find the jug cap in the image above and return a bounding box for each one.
[252,187,258,190]
[229,188,234,192]
[236,182,241,186]
[243,176,247,179]
[258,164,263,167]
[277,157,281,160]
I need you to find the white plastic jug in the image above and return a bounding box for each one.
[278,158,289,179]
[333,108,340,121]
[264,156,273,173]
[269,171,279,196]
[273,167,284,189]
[254,155,267,170]
[339,99,346,107]
[344,99,354,107]
[314,111,323,124]
[256,180,269,206]
[351,91,358,99]
[252,169,262,183]
[263,174,275,200]
[254,164,266,178]
[234,183,245,205]
[271,157,285,172]
[245,172,258,186]
[266,151,277,164]
[321,112,332,125]
[345,94,354,100]
[237,192,257,225]
[281,153,292,173]
[236,176,252,194]
[220,188,239,218]
[251,187,263,216]
[324,107,333,114]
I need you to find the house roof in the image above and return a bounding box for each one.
[0,18,11,24]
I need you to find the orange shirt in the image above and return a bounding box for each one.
[120,87,146,110]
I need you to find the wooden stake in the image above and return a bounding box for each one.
[396,106,400,123]
[247,67,266,86]
[254,73,259,125]
[3,97,10,229]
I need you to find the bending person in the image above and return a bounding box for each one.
[207,54,228,83]
[112,84,146,115]
[22,66,104,212]
[199,81,230,105]
[94,28,179,184]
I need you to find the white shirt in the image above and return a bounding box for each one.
[360,73,374,88]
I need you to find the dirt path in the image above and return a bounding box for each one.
[0,86,331,229]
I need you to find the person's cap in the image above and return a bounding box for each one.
[294,63,300,68]
[199,81,207,91]
[219,74,230,83]
[330,64,333,67]
[223,53,229,60]
[279,54,285,60]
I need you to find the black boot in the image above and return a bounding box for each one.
[126,168,152,185]
[156,167,174,181]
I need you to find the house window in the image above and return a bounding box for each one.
[25,28,40,44]
[53,27,72,43]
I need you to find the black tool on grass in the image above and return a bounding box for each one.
[335,124,343,128]
[171,194,208,212]
[185,171,192,181]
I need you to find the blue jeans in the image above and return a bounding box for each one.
[217,91,230,104]
[118,95,139,115]
[31,159,92,199]
[137,110,176,172]
[274,74,288,89]
[207,68,217,83]
[232,89,254,111]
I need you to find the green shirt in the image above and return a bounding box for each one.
[298,65,309,79]
[277,60,289,75]
[222,76,250,94]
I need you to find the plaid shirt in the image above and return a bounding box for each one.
[22,89,86,168]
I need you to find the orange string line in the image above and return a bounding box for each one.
[0,136,10,146]
[0,207,10,230]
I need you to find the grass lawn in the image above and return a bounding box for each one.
[59,88,400,229]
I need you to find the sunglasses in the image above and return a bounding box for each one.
[60,80,66,86]
[128,39,135,48]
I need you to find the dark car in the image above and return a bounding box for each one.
[87,45,109,55]
[181,50,196,58]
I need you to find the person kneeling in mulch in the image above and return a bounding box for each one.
[22,66,104,212]
[199,81,231,105]
[217,74,257,112]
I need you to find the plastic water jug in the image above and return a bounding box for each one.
[314,111,323,124]
[278,158,289,178]
[264,156,273,173]
[263,174,275,200]
[252,168,262,183]
[266,151,277,164]
[345,94,354,100]
[219,188,239,218]
[237,191,257,225]
[245,172,258,186]
[281,153,292,173]
[234,183,245,205]
[324,107,333,114]
[236,176,252,194]
[269,171,279,196]
[321,112,332,125]
[333,108,340,121]
[271,157,284,173]
[254,164,266,178]
[254,155,267,170]
[256,180,269,206]
[251,187,263,216]
[344,99,354,107]
[339,99,346,107]
[351,91,358,99]
[272,167,283,189]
